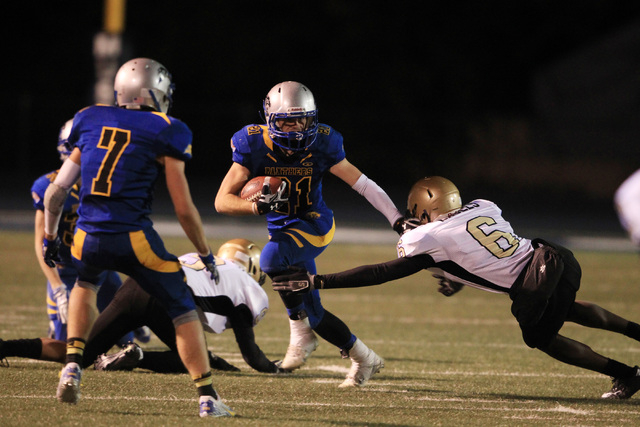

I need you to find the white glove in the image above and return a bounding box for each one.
[52,284,69,324]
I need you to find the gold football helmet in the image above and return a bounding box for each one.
[407,176,462,224]
[217,239,266,285]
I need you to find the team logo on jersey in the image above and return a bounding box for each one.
[305,211,321,220]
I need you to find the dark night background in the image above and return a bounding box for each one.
[4,1,640,235]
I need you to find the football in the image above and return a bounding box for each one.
[240,176,283,202]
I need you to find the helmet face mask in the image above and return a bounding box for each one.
[114,58,175,114]
[217,239,266,285]
[407,176,462,224]
[57,118,74,162]
[263,81,318,152]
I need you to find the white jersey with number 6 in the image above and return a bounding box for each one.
[397,199,534,294]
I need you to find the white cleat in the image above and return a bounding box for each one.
[199,395,236,417]
[280,318,319,371]
[339,339,384,388]
[57,362,82,404]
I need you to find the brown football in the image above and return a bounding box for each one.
[240,176,283,202]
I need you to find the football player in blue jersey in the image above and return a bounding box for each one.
[31,119,143,345]
[215,81,409,387]
[41,58,233,417]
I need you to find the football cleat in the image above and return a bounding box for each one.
[0,339,8,367]
[57,362,82,404]
[134,326,152,344]
[199,395,236,417]
[339,338,384,388]
[602,366,640,399]
[280,318,319,371]
[94,342,143,371]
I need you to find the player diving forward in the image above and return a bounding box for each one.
[274,176,640,399]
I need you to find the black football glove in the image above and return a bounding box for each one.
[392,211,421,235]
[209,353,240,372]
[42,236,62,268]
[272,266,317,294]
[433,274,464,297]
[255,181,288,215]
[199,251,220,284]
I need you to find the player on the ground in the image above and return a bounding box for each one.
[2,239,284,375]
[274,176,640,399]
[41,58,232,417]
[215,81,405,386]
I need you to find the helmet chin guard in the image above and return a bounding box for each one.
[263,81,319,151]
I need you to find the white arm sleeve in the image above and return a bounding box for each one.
[351,174,402,226]
[615,169,640,246]
[43,159,81,236]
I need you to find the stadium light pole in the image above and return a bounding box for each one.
[93,0,126,104]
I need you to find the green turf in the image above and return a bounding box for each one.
[2,230,640,426]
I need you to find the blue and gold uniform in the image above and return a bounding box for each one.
[31,170,129,341]
[67,104,196,319]
[231,123,343,324]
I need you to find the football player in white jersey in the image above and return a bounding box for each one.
[273,176,640,399]
[1,239,284,375]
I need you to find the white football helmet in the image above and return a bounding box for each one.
[263,81,319,151]
[407,176,462,224]
[57,118,74,162]
[217,239,266,286]
[114,58,174,113]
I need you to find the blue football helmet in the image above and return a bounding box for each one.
[263,81,318,152]
[57,118,74,162]
[114,58,175,114]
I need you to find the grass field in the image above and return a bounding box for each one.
[2,229,640,426]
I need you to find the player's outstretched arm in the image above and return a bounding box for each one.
[273,255,431,292]
[330,158,403,229]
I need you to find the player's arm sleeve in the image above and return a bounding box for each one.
[319,254,433,289]
[351,173,403,226]
[44,157,80,236]
[228,304,278,373]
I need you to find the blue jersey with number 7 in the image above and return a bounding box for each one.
[68,104,193,233]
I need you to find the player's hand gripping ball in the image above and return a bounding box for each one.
[240,176,283,202]
[241,176,288,215]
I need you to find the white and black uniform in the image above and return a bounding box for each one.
[316,199,581,349]
[85,254,278,373]
[178,253,268,333]
[398,200,534,294]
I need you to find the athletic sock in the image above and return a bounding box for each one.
[604,358,638,379]
[66,337,85,366]
[2,338,43,359]
[624,321,640,341]
[193,371,217,398]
